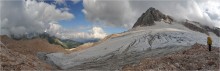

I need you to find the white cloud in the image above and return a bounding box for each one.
[82,0,220,28]
[25,0,74,22]
[0,0,106,42]
[82,0,136,28]
[45,21,62,35]
[56,26,107,42]
[55,0,81,5]
[54,0,68,7]
[91,26,107,38]
[0,0,74,37]
[198,0,220,27]
[72,0,81,4]
[55,0,65,4]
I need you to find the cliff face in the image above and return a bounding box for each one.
[132,7,173,28]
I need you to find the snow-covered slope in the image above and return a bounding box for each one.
[46,21,220,69]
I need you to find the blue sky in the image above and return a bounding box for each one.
[44,0,127,34]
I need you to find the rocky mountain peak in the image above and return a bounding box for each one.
[132,7,173,28]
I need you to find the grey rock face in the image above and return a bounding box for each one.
[182,20,220,37]
[132,7,173,28]
[37,52,61,69]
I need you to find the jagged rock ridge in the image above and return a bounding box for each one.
[132,7,173,28]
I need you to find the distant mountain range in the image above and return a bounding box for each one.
[9,32,83,49]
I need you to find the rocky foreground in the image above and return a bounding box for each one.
[122,43,220,70]
[0,43,53,70]
[0,35,67,70]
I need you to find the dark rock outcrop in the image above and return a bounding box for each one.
[183,20,220,37]
[182,21,208,35]
[132,7,173,28]
[202,26,220,37]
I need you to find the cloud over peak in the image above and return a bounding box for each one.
[82,0,136,28]
[82,0,220,28]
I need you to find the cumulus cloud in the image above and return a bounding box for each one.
[55,0,81,5]
[199,0,220,28]
[56,26,107,42]
[83,0,220,28]
[72,0,81,4]
[82,0,136,28]
[0,0,74,37]
[91,26,107,38]
[55,0,65,5]
[0,0,107,42]
[45,21,62,35]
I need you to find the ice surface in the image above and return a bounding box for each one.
[46,21,220,69]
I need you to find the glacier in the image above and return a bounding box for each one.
[46,21,220,69]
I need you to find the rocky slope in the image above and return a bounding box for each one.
[122,43,220,70]
[0,43,53,70]
[0,35,67,70]
[60,39,83,49]
[10,32,83,49]
[182,20,220,37]
[0,35,67,55]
